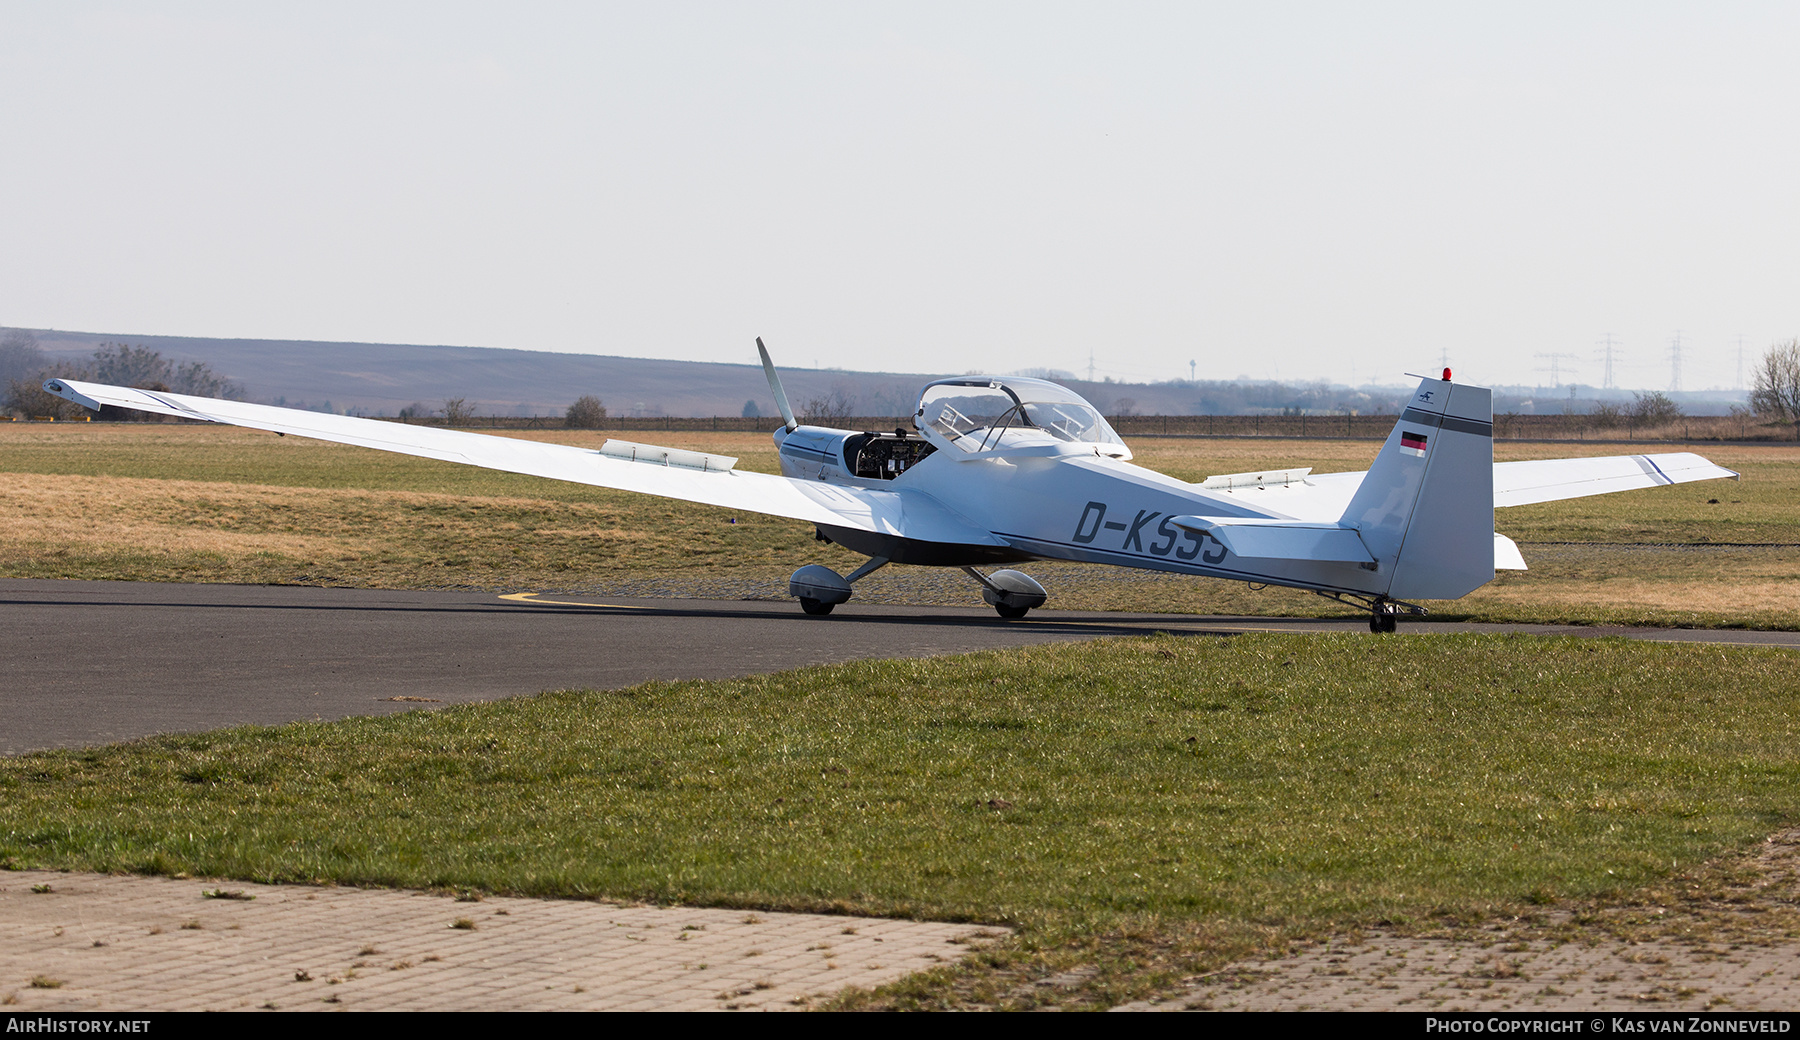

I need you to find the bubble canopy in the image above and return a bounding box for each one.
[913,377,1131,458]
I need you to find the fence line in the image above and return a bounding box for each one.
[390,412,1794,443]
[63,410,1786,442]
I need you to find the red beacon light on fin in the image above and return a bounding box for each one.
[1441,368,1453,382]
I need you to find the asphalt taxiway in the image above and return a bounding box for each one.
[6,577,1799,755]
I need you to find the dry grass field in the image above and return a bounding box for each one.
[3,421,1795,627]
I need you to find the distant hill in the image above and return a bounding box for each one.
[20,328,1242,417]
[18,328,1748,417]
[26,329,937,418]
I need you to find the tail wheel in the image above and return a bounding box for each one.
[799,598,835,616]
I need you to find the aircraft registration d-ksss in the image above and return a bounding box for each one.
[46,340,1737,632]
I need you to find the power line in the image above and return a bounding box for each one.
[1534,352,1579,388]
[1596,333,1622,391]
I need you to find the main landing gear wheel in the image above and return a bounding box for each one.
[966,567,1047,620]
[789,558,888,616]
[1368,610,1397,634]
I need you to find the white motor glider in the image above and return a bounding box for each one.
[45,341,1736,631]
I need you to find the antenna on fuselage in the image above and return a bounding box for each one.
[757,336,799,432]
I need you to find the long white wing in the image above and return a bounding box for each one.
[1493,453,1738,507]
[44,378,1003,547]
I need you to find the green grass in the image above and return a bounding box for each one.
[6,633,1800,1006]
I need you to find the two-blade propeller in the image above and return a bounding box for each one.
[756,336,799,433]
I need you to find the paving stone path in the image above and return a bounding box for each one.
[1,871,1004,1012]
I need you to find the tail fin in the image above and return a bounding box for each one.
[1341,376,1495,600]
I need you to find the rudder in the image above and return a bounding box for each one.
[1340,376,1495,601]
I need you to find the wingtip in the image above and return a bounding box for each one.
[42,378,100,411]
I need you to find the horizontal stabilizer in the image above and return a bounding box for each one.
[1494,453,1739,507]
[1495,532,1527,570]
[1170,516,1374,564]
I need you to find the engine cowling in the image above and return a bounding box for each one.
[773,425,935,485]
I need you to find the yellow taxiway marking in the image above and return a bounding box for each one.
[499,592,657,609]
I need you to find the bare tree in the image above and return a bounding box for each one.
[5,362,93,420]
[173,359,239,398]
[0,329,47,387]
[799,383,857,424]
[1588,401,1624,429]
[85,343,242,399]
[1,330,89,418]
[1750,339,1800,421]
[1630,391,1683,425]
[92,343,172,388]
[565,395,607,429]
[442,398,476,426]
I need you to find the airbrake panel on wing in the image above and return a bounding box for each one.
[1198,468,1312,491]
[598,439,737,473]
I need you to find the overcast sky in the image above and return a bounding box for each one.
[2,2,1794,390]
